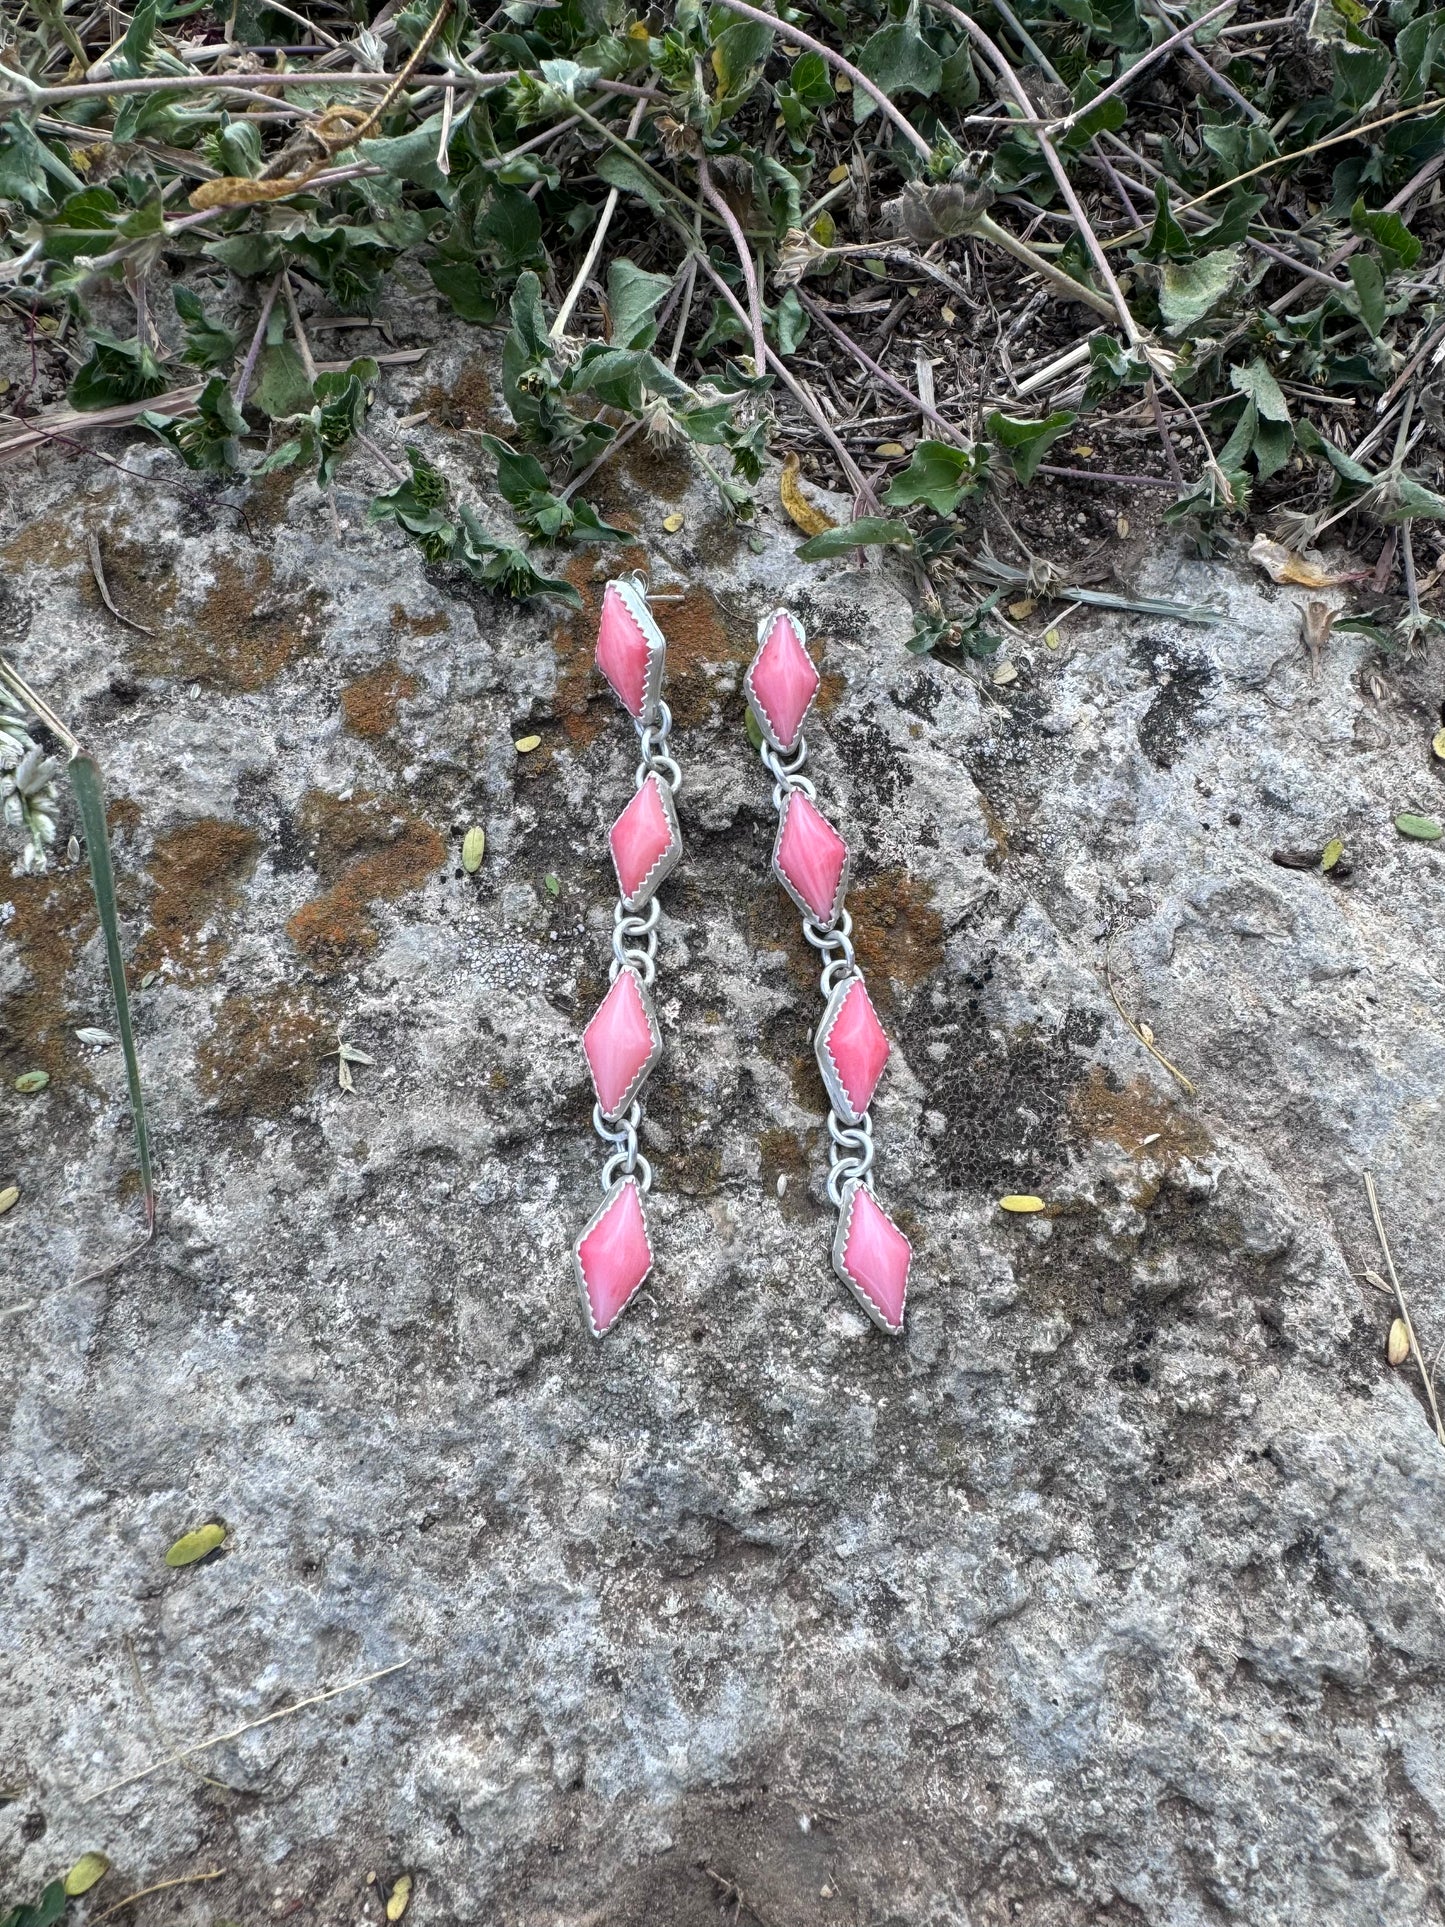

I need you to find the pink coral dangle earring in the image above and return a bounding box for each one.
[573,576,684,1337]
[746,609,912,1335]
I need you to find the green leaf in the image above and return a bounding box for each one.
[41,185,122,263]
[15,1070,49,1094]
[476,185,545,269]
[855,19,943,120]
[796,517,915,560]
[0,116,62,213]
[1140,180,1193,263]
[63,1856,109,1899]
[710,16,774,100]
[1296,418,1376,487]
[1157,248,1240,334]
[67,333,169,411]
[357,108,461,193]
[1348,252,1386,336]
[173,285,238,370]
[985,409,1078,484]
[607,258,672,351]
[1382,475,1445,522]
[596,145,668,216]
[772,287,809,355]
[427,259,498,324]
[165,1521,226,1566]
[249,342,314,420]
[140,373,246,473]
[1230,359,1290,423]
[1350,196,1422,269]
[118,0,158,74]
[70,752,153,1228]
[882,438,989,514]
[205,231,282,279]
[1395,812,1442,839]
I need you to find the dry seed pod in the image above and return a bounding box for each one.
[1387,1318,1410,1367]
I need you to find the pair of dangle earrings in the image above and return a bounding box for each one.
[572,575,913,1340]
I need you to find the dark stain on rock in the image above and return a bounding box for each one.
[341,663,420,739]
[1135,636,1216,771]
[195,985,330,1118]
[921,1001,1104,1195]
[134,817,260,981]
[286,789,445,971]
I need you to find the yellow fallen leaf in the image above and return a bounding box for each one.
[1000,1195,1046,1213]
[833,74,852,93]
[1069,444,1095,458]
[1249,532,1357,589]
[165,1522,226,1567]
[780,453,834,539]
[876,441,907,458]
[941,305,957,326]
[64,1855,109,1898]
[828,163,850,184]
[462,828,486,874]
[811,210,836,247]
[1044,628,1061,650]
[0,1184,18,1215]
[991,661,1018,686]
[1116,515,1129,537]
[1321,837,1344,872]
[1388,1318,1410,1366]
[628,19,650,38]
[387,1874,413,1922]
[1007,597,1036,620]
[514,735,542,753]
[1432,726,1445,760]
[662,512,685,533]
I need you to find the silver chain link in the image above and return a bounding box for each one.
[594,1100,653,1193]
[636,700,682,793]
[760,734,816,809]
[611,894,660,983]
[826,1110,874,1206]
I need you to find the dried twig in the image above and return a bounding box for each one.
[87,532,155,635]
[81,1658,414,1803]
[1103,931,1196,1095]
[1364,1173,1445,1445]
[91,1871,226,1923]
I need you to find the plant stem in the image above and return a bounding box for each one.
[1042,0,1241,132]
[794,289,969,444]
[699,155,767,374]
[234,270,284,412]
[551,95,648,341]
[703,0,933,160]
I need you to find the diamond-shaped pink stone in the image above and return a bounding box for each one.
[747,610,819,750]
[818,976,891,1122]
[575,1177,653,1335]
[595,582,657,718]
[609,772,681,911]
[774,790,849,925]
[835,1184,911,1334]
[582,966,660,1120]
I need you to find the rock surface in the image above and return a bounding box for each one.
[3,338,1445,1926]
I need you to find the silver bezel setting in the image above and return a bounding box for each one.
[771,789,851,928]
[744,606,820,753]
[573,1175,654,1338]
[605,576,668,725]
[831,1178,909,1336]
[582,964,664,1123]
[815,972,889,1128]
[611,772,683,914]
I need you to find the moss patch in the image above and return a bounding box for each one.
[850,870,945,1009]
[134,817,260,982]
[195,986,330,1118]
[419,361,507,433]
[286,789,445,971]
[127,554,324,692]
[390,604,450,638]
[341,663,420,740]
[0,867,99,1086]
[1069,1066,1211,1164]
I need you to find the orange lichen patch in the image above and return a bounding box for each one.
[652,585,750,731]
[549,546,649,749]
[195,985,330,1118]
[850,871,945,1008]
[613,434,695,504]
[1070,1066,1211,1164]
[341,663,420,739]
[134,818,260,981]
[390,604,450,637]
[0,867,99,1085]
[128,555,324,692]
[419,361,506,433]
[286,789,445,971]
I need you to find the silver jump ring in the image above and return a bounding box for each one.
[601,1149,653,1192]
